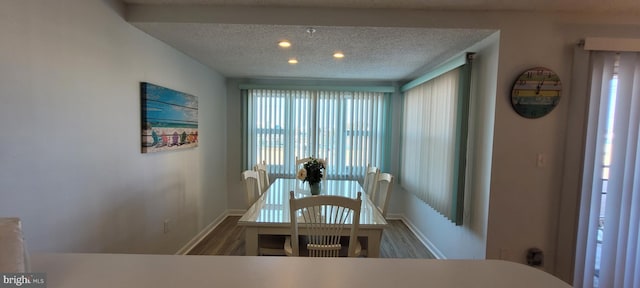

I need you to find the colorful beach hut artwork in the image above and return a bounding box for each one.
[141,82,198,153]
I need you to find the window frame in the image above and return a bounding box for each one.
[242,86,392,180]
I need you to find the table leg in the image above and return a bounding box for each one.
[367,230,383,258]
[245,227,259,256]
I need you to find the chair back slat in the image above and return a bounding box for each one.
[363,164,380,199]
[241,170,262,208]
[289,191,361,257]
[373,173,394,218]
[253,160,270,194]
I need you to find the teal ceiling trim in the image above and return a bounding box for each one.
[238,84,396,93]
[401,52,469,92]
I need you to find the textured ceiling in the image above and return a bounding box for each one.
[125,0,638,80]
[133,23,494,80]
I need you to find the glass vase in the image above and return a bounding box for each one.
[309,182,321,195]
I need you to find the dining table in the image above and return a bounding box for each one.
[237,178,388,257]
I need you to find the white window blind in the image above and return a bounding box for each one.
[574,51,640,288]
[399,55,471,225]
[244,88,389,181]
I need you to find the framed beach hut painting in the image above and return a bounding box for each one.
[141,82,198,153]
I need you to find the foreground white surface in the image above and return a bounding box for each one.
[31,253,571,288]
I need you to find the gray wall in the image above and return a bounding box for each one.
[0,0,228,253]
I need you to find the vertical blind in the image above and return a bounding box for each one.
[574,51,640,288]
[244,88,389,181]
[399,59,471,225]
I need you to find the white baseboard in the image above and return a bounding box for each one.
[385,213,404,220]
[225,209,246,216]
[387,213,446,259]
[176,210,243,255]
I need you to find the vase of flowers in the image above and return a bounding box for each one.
[296,157,326,195]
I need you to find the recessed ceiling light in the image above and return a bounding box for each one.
[333,52,345,59]
[278,41,291,48]
[288,58,298,64]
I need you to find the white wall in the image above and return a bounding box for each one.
[484,16,568,273]
[0,0,228,253]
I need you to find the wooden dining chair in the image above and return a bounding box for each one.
[241,170,286,255]
[363,164,380,200]
[372,173,394,218]
[284,191,362,257]
[241,170,262,208]
[295,156,312,169]
[253,160,270,194]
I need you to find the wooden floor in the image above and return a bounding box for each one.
[188,216,435,258]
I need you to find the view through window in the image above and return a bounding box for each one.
[595,71,617,287]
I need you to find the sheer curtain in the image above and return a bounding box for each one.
[244,88,389,180]
[574,51,640,288]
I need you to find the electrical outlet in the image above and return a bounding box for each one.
[526,248,544,266]
[163,219,170,234]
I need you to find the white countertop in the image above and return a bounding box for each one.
[30,253,571,288]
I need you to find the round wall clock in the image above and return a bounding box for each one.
[511,67,562,119]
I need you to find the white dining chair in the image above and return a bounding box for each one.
[253,160,270,194]
[295,156,312,169]
[284,191,362,257]
[241,170,262,208]
[372,173,394,218]
[363,164,380,200]
[241,170,286,255]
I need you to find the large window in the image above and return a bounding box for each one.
[243,88,390,180]
[399,54,472,225]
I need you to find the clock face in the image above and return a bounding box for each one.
[511,67,561,118]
